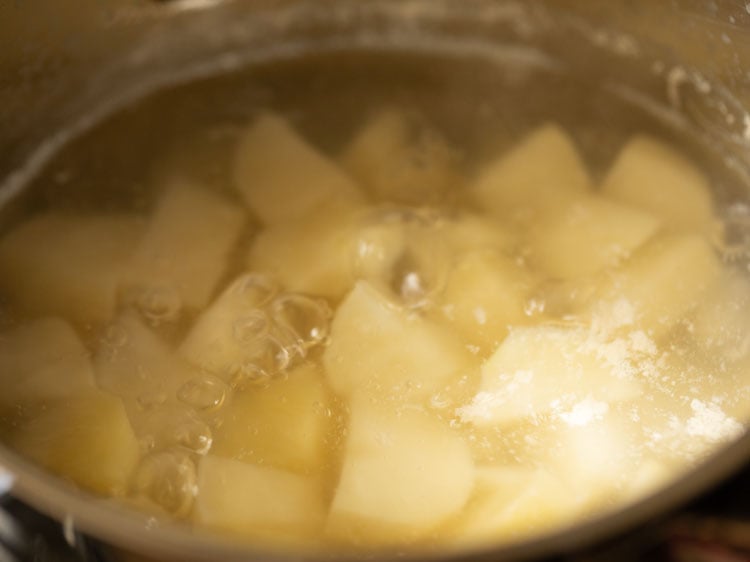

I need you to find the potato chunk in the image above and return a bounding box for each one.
[602,136,716,234]
[247,201,364,300]
[95,312,198,404]
[458,326,642,427]
[530,196,660,279]
[323,281,473,401]
[196,455,324,540]
[0,318,95,411]
[592,234,721,336]
[438,251,532,353]
[123,181,245,311]
[233,112,364,224]
[448,467,580,548]
[327,398,473,544]
[473,124,591,218]
[8,391,139,495]
[0,213,143,325]
[341,109,459,204]
[211,364,331,473]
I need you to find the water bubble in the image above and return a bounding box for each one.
[271,293,332,352]
[135,407,213,455]
[133,285,182,325]
[232,309,270,346]
[131,448,197,517]
[228,337,291,389]
[177,376,227,412]
[230,273,278,307]
[100,324,129,360]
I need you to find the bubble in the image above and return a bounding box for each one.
[133,285,182,325]
[271,293,332,352]
[353,206,449,309]
[524,297,546,317]
[230,273,278,307]
[132,448,197,517]
[177,376,227,412]
[100,324,129,360]
[232,309,270,346]
[135,407,213,455]
[228,337,291,389]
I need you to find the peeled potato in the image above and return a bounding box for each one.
[0,318,95,412]
[438,250,533,354]
[473,124,591,218]
[123,180,245,311]
[195,455,324,540]
[8,391,139,495]
[458,326,642,427]
[211,363,332,473]
[247,201,365,300]
[0,213,143,325]
[327,396,474,545]
[341,109,459,204]
[530,195,661,279]
[602,136,716,235]
[323,281,474,402]
[233,112,364,224]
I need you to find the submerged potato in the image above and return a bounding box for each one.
[0,213,143,325]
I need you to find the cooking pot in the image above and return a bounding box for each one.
[0,1,749,560]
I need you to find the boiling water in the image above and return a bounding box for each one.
[0,45,749,554]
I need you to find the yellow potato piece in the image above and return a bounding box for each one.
[459,326,642,427]
[0,213,143,325]
[95,311,199,404]
[233,112,364,224]
[8,391,139,495]
[602,136,717,235]
[195,455,324,540]
[123,180,245,311]
[247,201,365,300]
[211,363,332,473]
[473,124,591,218]
[592,233,722,337]
[323,281,474,401]
[0,318,95,412]
[438,250,532,354]
[530,195,661,279]
[341,109,459,204]
[448,467,580,548]
[326,397,474,545]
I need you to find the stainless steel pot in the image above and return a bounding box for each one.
[1,1,749,560]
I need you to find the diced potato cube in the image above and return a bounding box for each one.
[8,391,139,495]
[247,201,365,300]
[123,181,245,311]
[0,318,95,411]
[233,112,364,224]
[530,195,660,279]
[323,281,474,401]
[327,397,473,544]
[438,251,532,353]
[602,136,717,235]
[592,234,722,336]
[341,109,459,204]
[441,213,512,257]
[458,326,642,427]
[95,312,199,404]
[211,364,331,473]
[473,124,591,218]
[448,467,580,548]
[195,455,324,539]
[0,213,143,325]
